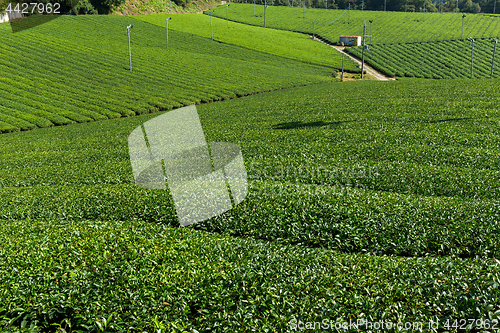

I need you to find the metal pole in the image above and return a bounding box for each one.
[361,21,366,79]
[362,0,364,10]
[303,2,305,17]
[469,38,474,78]
[423,1,425,20]
[312,21,315,39]
[341,53,344,79]
[264,2,266,27]
[254,0,256,16]
[326,0,327,9]
[169,0,171,13]
[122,0,125,15]
[226,4,229,28]
[491,39,497,78]
[127,25,132,71]
[369,22,372,44]
[210,11,213,40]
[494,0,497,14]
[348,4,350,23]
[166,18,169,49]
[461,14,465,40]
[384,0,386,11]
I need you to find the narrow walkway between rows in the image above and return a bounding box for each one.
[313,37,395,81]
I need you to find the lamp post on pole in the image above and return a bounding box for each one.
[127,24,134,71]
[468,37,475,78]
[491,38,498,78]
[166,18,171,49]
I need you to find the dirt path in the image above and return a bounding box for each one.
[312,37,395,81]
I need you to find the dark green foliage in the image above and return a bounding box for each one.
[2,78,500,330]
[0,15,334,133]
[209,4,500,44]
[349,39,500,78]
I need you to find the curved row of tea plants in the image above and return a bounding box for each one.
[136,13,360,72]
[0,14,334,133]
[1,78,500,330]
[208,3,500,45]
[349,38,500,78]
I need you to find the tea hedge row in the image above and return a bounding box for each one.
[349,38,500,78]
[2,78,500,258]
[1,219,498,331]
[0,15,334,133]
[136,13,360,72]
[208,3,500,45]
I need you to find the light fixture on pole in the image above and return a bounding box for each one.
[209,10,214,41]
[127,24,134,71]
[491,38,497,78]
[468,37,475,79]
[166,17,171,49]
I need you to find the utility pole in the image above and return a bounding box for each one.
[461,14,466,40]
[326,0,327,9]
[494,0,497,14]
[362,0,364,10]
[361,20,367,79]
[127,24,134,71]
[226,4,230,28]
[348,4,350,23]
[384,0,386,11]
[491,38,498,78]
[303,2,305,17]
[423,1,425,20]
[468,37,475,78]
[166,18,171,49]
[312,21,315,39]
[254,0,256,16]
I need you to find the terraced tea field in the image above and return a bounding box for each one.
[209,3,500,45]
[136,13,360,72]
[1,78,500,331]
[349,38,500,78]
[0,14,336,133]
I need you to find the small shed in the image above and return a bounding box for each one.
[339,36,362,46]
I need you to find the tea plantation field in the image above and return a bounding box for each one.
[0,14,336,133]
[1,78,500,331]
[136,13,360,72]
[349,38,500,79]
[209,3,500,45]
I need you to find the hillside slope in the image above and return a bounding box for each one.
[0,14,334,133]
